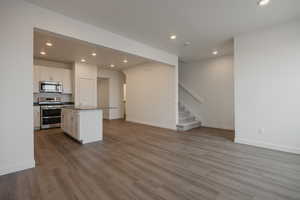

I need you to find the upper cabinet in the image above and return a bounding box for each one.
[78,77,97,107]
[33,65,73,94]
[62,69,73,94]
[39,66,54,82]
[33,65,40,93]
[73,62,98,107]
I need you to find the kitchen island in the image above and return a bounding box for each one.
[61,107,103,144]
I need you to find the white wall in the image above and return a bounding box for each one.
[98,69,125,119]
[234,20,300,154]
[34,58,72,69]
[0,0,35,176]
[0,0,178,175]
[124,63,176,130]
[179,56,234,130]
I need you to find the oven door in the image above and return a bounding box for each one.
[41,106,62,129]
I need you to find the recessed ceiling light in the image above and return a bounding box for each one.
[123,59,128,63]
[81,58,86,62]
[110,64,115,68]
[212,50,218,55]
[184,41,191,46]
[40,51,46,55]
[258,0,270,6]
[45,42,53,47]
[170,35,177,40]
[91,52,97,56]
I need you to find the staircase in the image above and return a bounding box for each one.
[177,102,201,131]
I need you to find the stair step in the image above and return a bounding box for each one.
[178,104,185,110]
[177,121,201,131]
[178,101,202,131]
[179,116,195,123]
[179,110,190,117]
[179,106,186,112]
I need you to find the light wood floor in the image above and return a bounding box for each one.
[1,120,300,200]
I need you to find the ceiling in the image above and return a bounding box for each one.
[34,30,151,70]
[27,0,300,62]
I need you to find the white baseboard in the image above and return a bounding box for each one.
[108,117,124,120]
[126,118,176,130]
[201,125,234,132]
[235,138,300,154]
[0,159,35,176]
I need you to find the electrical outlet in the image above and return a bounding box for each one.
[258,128,265,134]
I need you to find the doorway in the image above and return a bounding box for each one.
[97,78,110,119]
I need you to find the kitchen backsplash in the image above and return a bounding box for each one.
[33,93,73,103]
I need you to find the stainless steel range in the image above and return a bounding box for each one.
[38,97,63,129]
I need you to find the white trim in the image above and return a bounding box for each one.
[201,125,234,132]
[235,138,300,154]
[0,159,35,176]
[126,118,176,130]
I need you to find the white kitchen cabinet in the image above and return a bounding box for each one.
[62,68,73,94]
[62,108,102,144]
[78,78,97,107]
[44,67,63,82]
[39,66,53,82]
[53,67,63,83]
[33,106,40,130]
[33,66,40,93]
[74,62,97,107]
[61,108,77,137]
[33,65,73,94]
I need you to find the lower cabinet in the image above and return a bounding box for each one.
[33,106,40,130]
[61,108,103,144]
[61,108,79,140]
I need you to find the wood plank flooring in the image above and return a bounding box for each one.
[1,120,300,200]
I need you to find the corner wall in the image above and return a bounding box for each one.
[124,63,176,130]
[0,1,35,175]
[234,20,300,154]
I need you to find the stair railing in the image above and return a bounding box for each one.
[179,82,203,104]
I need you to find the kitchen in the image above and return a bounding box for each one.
[33,29,150,145]
[33,58,103,144]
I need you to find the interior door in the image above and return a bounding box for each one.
[97,78,110,119]
[97,78,109,107]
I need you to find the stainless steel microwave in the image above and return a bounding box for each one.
[40,81,63,93]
